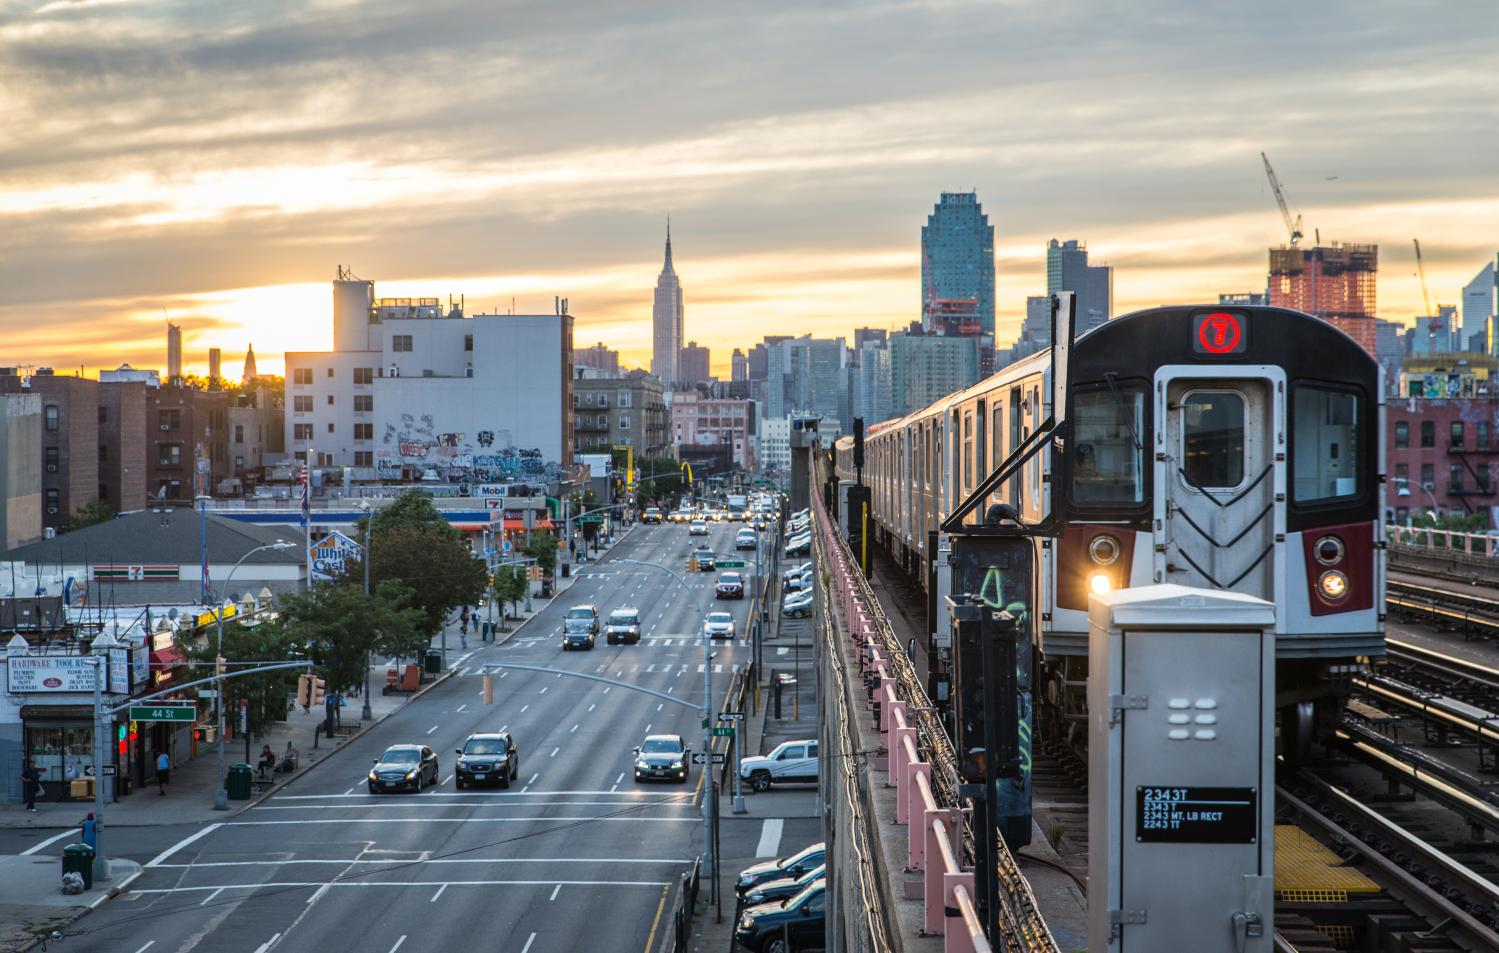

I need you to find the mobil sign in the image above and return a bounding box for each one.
[309,530,364,583]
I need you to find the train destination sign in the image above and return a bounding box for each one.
[1192,311,1248,355]
[1136,786,1257,844]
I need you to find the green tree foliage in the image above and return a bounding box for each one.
[637,457,684,506]
[492,566,528,620]
[524,533,559,579]
[183,617,300,740]
[345,491,487,635]
[67,497,115,532]
[573,489,602,547]
[271,580,425,692]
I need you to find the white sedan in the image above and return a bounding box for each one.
[702,611,737,640]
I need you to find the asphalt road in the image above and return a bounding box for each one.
[49,522,777,953]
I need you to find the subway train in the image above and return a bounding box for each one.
[834,304,1385,755]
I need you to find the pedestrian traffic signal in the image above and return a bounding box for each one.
[310,677,326,707]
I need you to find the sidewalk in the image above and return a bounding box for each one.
[0,855,142,953]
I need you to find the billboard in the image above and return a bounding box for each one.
[309,530,364,583]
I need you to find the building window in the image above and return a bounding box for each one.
[326,394,335,406]
[619,391,632,408]
[1451,463,1465,493]
[354,367,373,385]
[1421,462,1434,490]
[1420,420,1434,448]
[294,424,313,440]
[327,367,334,378]
[1395,463,1408,488]
[159,444,181,465]
[234,425,244,444]
[619,415,631,430]
[98,443,108,462]
[1451,421,1465,449]
[464,334,473,352]
[1394,421,1409,449]
[327,423,335,434]
[43,405,58,431]
[45,489,58,515]
[98,406,107,424]
[293,396,313,413]
[1481,421,1491,450]
[354,395,373,412]
[44,447,58,472]
[354,423,373,440]
[392,335,414,352]
[293,368,313,385]
[354,451,373,467]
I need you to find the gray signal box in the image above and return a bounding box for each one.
[1087,585,1275,953]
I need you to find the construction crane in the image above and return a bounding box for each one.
[1260,152,1303,246]
[1412,238,1433,317]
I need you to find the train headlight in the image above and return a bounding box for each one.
[1088,535,1121,565]
[1317,570,1348,601]
[1088,572,1113,595]
[1313,535,1345,566]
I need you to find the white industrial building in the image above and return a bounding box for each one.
[285,277,574,482]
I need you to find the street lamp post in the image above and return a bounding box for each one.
[360,501,375,721]
[615,558,716,880]
[209,540,296,811]
[1391,477,1440,524]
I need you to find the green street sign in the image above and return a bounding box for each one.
[715,559,745,568]
[712,726,736,737]
[578,515,604,523]
[129,705,196,722]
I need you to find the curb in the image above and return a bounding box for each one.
[11,868,142,953]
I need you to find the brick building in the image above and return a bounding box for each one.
[146,386,229,504]
[1387,396,1499,524]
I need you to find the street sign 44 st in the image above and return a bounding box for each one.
[129,705,196,722]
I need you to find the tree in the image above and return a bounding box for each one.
[524,533,559,580]
[183,617,302,741]
[637,457,684,507]
[573,489,602,550]
[345,491,487,636]
[68,497,114,532]
[492,566,528,621]
[271,579,425,692]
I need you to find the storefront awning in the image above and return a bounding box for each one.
[20,705,96,722]
[501,518,554,531]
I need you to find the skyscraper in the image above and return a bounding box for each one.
[651,224,685,385]
[921,193,995,336]
[242,343,258,383]
[166,322,182,381]
[678,341,710,385]
[208,347,222,386]
[731,349,748,382]
[1046,240,1113,334]
[1462,259,1496,352]
[1268,243,1377,355]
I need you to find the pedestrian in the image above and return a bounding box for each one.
[460,629,468,650]
[80,812,97,850]
[156,750,171,795]
[20,761,41,813]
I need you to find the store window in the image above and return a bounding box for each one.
[25,725,94,783]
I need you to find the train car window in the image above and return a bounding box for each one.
[1181,392,1245,488]
[1072,386,1145,504]
[1292,385,1361,503]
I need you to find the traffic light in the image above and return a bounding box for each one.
[310,677,326,707]
[296,674,312,708]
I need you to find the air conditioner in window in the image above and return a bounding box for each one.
[45,464,56,473]
[160,423,171,430]
[45,507,58,515]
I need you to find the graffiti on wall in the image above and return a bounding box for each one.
[380,414,563,482]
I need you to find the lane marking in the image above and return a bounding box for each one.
[643,883,670,953]
[222,817,695,827]
[656,704,663,712]
[611,783,619,792]
[199,888,222,906]
[133,944,156,953]
[520,705,529,713]
[457,705,467,713]
[500,671,508,678]
[427,725,439,735]
[520,933,537,953]
[252,933,281,953]
[756,818,784,857]
[615,773,625,784]
[343,787,355,796]
[272,790,686,800]
[146,822,222,867]
[603,687,610,694]
[550,884,561,901]
[540,687,548,695]
[390,936,407,953]
[570,724,579,734]
[588,704,596,712]
[20,829,75,856]
[154,856,696,868]
[442,774,454,785]
[643,724,651,734]
[550,747,560,758]
[430,884,446,902]
[306,882,330,904]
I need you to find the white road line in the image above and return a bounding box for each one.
[756,818,784,857]
[616,772,626,784]
[610,783,619,792]
[646,664,656,672]
[221,817,695,827]
[643,724,651,734]
[459,668,471,677]
[390,936,407,953]
[603,687,610,694]
[615,670,623,678]
[500,671,508,678]
[570,724,579,733]
[777,647,789,656]
[550,884,561,901]
[133,880,671,895]
[666,685,674,693]
[540,686,548,695]
[427,725,439,735]
[20,829,75,856]
[520,932,536,953]
[272,790,685,800]
[550,747,560,757]
[153,857,697,868]
[520,705,529,713]
[443,774,454,785]
[146,822,222,867]
[528,773,539,785]
[132,943,156,953]
[252,933,281,953]
[430,884,446,902]
[656,704,663,712]
[343,786,355,795]
[456,704,467,713]
[588,704,596,712]
[306,882,330,905]
[198,888,223,907]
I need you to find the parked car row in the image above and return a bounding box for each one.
[735,841,827,952]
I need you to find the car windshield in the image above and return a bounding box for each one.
[797,864,826,885]
[641,738,681,753]
[785,882,823,909]
[708,612,733,623]
[565,619,592,633]
[463,739,506,755]
[608,611,637,625]
[778,844,822,869]
[720,573,741,584]
[566,607,594,620]
[382,748,420,764]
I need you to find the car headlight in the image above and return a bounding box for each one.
[636,759,649,769]
[671,760,684,768]
[746,892,765,904]
[368,771,378,780]
[1318,570,1349,601]
[405,769,418,779]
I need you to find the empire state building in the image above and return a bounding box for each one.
[651,224,685,385]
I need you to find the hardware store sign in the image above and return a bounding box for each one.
[8,656,99,693]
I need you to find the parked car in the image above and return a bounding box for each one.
[782,561,812,580]
[735,528,758,551]
[739,862,826,909]
[642,507,663,524]
[781,591,813,618]
[368,744,439,793]
[703,611,737,640]
[692,548,717,571]
[716,572,745,599]
[784,536,811,558]
[689,519,709,536]
[565,604,600,634]
[562,617,596,650]
[735,879,826,953]
[739,739,819,792]
[454,731,518,789]
[605,608,642,645]
[784,569,814,593]
[735,843,826,896]
[634,733,690,783]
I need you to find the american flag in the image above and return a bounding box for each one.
[299,465,310,527]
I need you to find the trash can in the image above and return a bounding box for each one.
[227,763,254,800]
[424,648,443,674]
[561,563,570,578]
[481,621,494,641]
[62,843,94,890]
[540,579,553,598]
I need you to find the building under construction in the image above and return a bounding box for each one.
[1268,243,1379,355]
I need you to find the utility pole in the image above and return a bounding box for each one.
[89,636,111,883]
[362,504,374,720]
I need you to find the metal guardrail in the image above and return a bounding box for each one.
[810,469,1060,953]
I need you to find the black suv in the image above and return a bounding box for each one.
[735,843,826,896]
[454,731,518,789]
[734,879,825,952]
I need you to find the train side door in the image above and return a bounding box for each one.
[1158,375,1279,600]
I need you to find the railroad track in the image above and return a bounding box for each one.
[1388,580,1499,640]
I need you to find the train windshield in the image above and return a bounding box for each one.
[1072,386,1145,505]
[1292,385,1361,503]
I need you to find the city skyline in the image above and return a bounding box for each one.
[4,1,1498,377]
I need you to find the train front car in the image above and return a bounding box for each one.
[1052,304,1384,757]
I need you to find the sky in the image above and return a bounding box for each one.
[2,0,1497,378]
